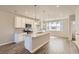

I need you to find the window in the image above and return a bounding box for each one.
[46,21,63,31]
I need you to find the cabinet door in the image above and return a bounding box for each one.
[25,18,30,24]
[15,16,22,28]
[14,33,25,43]
[21,17,26,28]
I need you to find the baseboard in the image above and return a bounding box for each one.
[0,41,14,46]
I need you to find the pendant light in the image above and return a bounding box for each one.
[34,5,37,21]
[34,5,38,25]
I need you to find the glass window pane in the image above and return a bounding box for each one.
[45,20,63,31]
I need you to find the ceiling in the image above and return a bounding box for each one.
[0,5,78,21]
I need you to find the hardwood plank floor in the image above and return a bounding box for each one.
[35,37,79,54]
[0,42,31,54]
[0,36,79,54]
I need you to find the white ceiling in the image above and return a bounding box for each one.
[0,5,78,21]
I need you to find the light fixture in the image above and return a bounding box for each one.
[35,22,38,25]
[34,5,37,21]
[72,21,75,24]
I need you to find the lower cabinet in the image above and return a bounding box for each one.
[14,33,25,43]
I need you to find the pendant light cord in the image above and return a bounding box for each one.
[34,5,37,21]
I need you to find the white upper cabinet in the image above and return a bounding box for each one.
[15,16,38,33]
[15,16,22,28]
[21,17,26,28]
[25,18,31,24]
[15,16,35,28]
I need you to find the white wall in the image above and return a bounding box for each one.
[75,7,79,47]
[75,7,79,33]
[0,11,15,45]
[68,15,74,40]
[69,15,75,39]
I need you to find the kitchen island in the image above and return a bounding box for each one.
[24,32,50,53]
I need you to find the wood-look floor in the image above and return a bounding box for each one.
[0,36,79,54]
